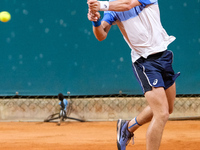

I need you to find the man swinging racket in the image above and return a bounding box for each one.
[87,0,180,149]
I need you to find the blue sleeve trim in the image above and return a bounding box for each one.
[138,0,157,7]
[102,12,116,25]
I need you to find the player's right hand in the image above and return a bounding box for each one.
[87,0,100,13]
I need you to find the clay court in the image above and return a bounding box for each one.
[0,120,199,150]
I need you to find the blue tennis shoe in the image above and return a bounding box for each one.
[117,119,134,150]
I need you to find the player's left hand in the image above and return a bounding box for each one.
[87,10,100,22]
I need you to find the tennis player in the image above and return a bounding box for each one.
[87,0,180,150]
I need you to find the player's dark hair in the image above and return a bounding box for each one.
[58,93,64,101]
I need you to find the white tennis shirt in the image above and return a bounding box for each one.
[102,0,175,62]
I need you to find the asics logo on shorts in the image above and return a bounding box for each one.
[153,79,158,85]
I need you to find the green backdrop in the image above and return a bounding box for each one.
[0,0,200,96]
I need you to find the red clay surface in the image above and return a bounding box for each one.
[0,121,199,150]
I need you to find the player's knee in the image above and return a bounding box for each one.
[157,111,169,122]
[163,112,169,122]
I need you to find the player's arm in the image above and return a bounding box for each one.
[88,0,141,12]
[109,0,141,11]
[93,21,111,41]
[88,12,111,41]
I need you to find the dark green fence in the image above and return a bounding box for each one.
[0,0,200,96]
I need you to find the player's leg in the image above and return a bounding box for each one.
[117,87,175,150]
[117,102,155,150]
[117,101,153,150]
[117,83,176,150]
[117,51,179,150]
[128,105,152,132]
[145,87,169,150]
[166,82,176,114]
[128,83,176,132]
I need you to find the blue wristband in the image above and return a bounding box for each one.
[92,19,101,27]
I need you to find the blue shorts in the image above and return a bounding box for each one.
[132,50,180,94]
